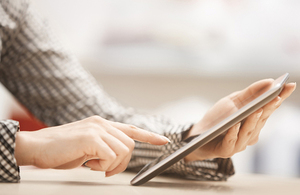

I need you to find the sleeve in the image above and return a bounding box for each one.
[0,0,234,181]
[0,120,20,182]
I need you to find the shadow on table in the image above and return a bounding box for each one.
[22,179,232,192]
[140,181,233,192]
[21,180,114,186]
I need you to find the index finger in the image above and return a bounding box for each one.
[108,121,170,145]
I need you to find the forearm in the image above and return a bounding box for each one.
[0,0,234,181]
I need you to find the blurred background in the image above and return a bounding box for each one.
[1,0,300,177]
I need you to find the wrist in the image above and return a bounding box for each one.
[15,131,36,166]
[184,148,209,162]
[183,123,218,162]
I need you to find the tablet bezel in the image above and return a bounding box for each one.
[130,73,289,186]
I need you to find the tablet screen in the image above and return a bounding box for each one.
[131,73,289,186]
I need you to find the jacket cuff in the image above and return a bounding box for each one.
[0,120,20,182]
[163,124,235,181]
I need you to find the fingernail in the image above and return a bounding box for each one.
[293,82,297,91]
[83,160,90,168]
[161,135,171,143]
[236,122,241,130]
[275,96,281,107]
[257,109,263,118]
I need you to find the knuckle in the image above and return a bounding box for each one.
[248,137,259,146]
[82,128,98,141]
[86,122,98,130]
[227,151,235,158]
[101,162,111,171]
[229,91,240,100]
[261,117,268,124]
[119,164,127,173]
[228,138,237,144]
[107,152,117,162]
[126,125,139,138]
[120,146,130,155]
[221,152,233,159]
[128,125,138,131]
[274,101,281,109]
[127,139,135,151]
[88,115,105,123]
[220,150,234,158]
[247,130,254,137]
[85,123,101,134]
[275,103,281,109]
[147,131,155,140]
[241,146,247,151]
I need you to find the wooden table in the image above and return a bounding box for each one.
[1,166,300,195]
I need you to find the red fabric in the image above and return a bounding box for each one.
[10,111,47,131]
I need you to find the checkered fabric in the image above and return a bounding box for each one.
[0,0,234,182]
[0,120,20,182]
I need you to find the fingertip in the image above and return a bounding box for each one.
[160,135,171,144]
[105,170,117,177]
[274,96,282,107]
[286,82,296,89]
[147,134,171,145]
[293,82,297,91]
[85,159,109,172]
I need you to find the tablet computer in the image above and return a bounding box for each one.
[130,73,289,186]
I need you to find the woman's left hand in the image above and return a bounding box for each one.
[184,79,296,162]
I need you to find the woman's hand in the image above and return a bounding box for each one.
[184,79,296,162]
[14,116,169,177]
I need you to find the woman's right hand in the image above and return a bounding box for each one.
[14,116,170,177]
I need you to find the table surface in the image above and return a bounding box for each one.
[1,166,300,195]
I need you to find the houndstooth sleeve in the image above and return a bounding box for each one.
[0,120,20,182]
[0,0,234,181]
